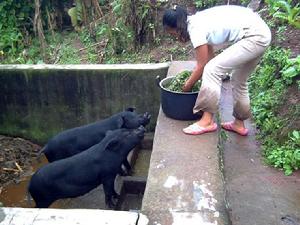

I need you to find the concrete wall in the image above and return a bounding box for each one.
[0,64,169,144]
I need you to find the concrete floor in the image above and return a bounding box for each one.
[142,61,229,225]
[220,81,300,225]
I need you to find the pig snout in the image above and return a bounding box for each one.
[122,111,151,129]
[136,125,146,138]
[139,112,151,126]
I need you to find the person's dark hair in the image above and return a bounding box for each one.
[163,5,189,42]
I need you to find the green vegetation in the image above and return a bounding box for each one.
[282,54,300,87]
[0,0,161,64]
[0,1,34,62]
[266,0,300,28]
[249,47,300,175]
[194,0,219,9]
[165,70,201,92]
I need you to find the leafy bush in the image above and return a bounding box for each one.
[266,131,300,175]
[282,54,300,86]
[194,0,219,9]
[266,0,300,28]
[0,1,33,56]
[249,47,300,175]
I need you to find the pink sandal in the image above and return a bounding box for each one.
[183,123,218,135]
[221,121,248,136]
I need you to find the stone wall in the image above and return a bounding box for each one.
[0,64,169,144]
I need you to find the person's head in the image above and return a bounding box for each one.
[163,5,189,42]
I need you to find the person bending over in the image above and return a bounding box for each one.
[163,5,271,136]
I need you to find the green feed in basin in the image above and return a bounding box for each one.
[165,70,201,92]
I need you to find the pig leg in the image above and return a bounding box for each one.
[117,160,132,176]
[103,177,119,209]
[118,167,128,176]
[29,188,53,208]
[34,198,53,208]
[123,159,132,175]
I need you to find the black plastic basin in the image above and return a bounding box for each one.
[157,76,202,120]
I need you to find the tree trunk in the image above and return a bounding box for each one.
[79,0,103,38]
[34,0,48,62]
[46,6,55,38]
[81,0,88,26]
[92,0,103,18]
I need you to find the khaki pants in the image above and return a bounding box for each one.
[193,18,272,120]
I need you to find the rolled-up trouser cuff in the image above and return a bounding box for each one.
[193,86,220,114]
[233,109,251,121]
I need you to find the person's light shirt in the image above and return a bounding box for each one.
[187,5,261,48]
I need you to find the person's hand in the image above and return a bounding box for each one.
[182,79,194,92]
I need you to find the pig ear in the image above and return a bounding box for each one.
[125,107,136,112]
[105,139,120,152]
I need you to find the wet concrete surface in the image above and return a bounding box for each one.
[142,61,229,225]
[0,207,149,225]
[220,80,300,225]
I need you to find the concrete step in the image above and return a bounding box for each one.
[0,207,149,225]
[142,61,229,225]
[220,81,300,225]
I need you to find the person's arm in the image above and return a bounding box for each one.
[182,44,214,92]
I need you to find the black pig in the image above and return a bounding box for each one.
[38,108,150,162]
[28,126,145,208]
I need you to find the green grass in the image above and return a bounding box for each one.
[249,46,300,175]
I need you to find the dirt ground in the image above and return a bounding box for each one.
[0,136,41,190]
[0,4,299,192]
[271,23,300,57]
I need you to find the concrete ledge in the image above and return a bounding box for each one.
[0,63,170,71]
[142,61,228,225]
[0,207,149,225]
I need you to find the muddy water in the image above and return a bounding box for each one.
[0,156,69,208]
[0,148,152,209]
[0,156,47,208]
